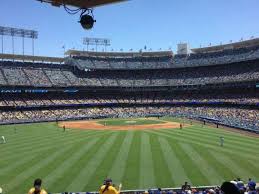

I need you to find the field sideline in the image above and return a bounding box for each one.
[0,117,258,194]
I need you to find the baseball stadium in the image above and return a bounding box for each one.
[0,1,259,194]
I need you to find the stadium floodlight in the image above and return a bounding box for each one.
[79,9,96,30]
[36,0,126,30]
[80,14,95,29]
[0,26,38,39]
[0,26,38,56]
[83,37,111,51]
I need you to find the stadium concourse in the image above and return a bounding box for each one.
[0,38,259,194]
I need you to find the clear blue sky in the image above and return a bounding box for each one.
[1,0,259,57]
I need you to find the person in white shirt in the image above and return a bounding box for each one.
[1,136,6,144]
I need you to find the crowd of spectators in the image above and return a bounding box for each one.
[2,67,31,86]
[0,60,258,87]
[1,178,257,194]
[44,69,71,86]
[173,45,259,68]
[68,45,259,69]
[0,106,258,131]
[23,68,52,87]
[0,92,257,107]
[71,62,259,87]
[139,179,259,194]
[69,56,172,70]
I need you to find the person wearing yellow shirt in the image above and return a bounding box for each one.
[28,178,47,194]
[99,178,122,194]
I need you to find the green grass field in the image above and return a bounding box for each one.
[98,118,165,126]
[0,117,258,194]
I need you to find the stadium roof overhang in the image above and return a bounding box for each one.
[36,0,126,8]
[192,38,259,53]
[0,53,64,63]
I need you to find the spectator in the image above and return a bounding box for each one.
[181,182,191,191]
[154,188,162,194]
[208,189,215,194]
[221,182,240,194]
[28,178,47,194]
[99,178,122,194]
[248,178,257,190]
[237,178,245,190]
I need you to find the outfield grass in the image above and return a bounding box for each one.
[0,118,258,194]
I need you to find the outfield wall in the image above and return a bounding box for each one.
[48,185,219,194]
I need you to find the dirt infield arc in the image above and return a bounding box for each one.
[58,120,181,131]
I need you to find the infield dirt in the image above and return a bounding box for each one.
[58,119,182,131]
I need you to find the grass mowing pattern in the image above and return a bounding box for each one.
[0,118,258,194]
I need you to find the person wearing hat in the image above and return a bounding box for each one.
[206,189,214,194]
[181,182,191,191]
[28,178,47,194]
[221,181,240,194]
[248,178,256,190]
[99,178,122,194]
